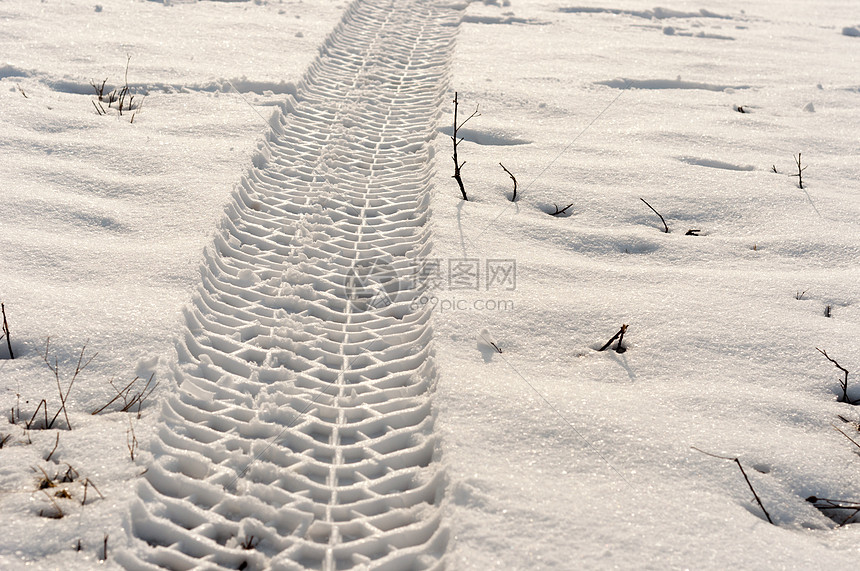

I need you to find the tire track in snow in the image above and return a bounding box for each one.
[123,1,458,568]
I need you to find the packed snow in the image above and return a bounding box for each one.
[1,0,859,569]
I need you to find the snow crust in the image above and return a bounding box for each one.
[1,0,859,568]
[434,0,860,567]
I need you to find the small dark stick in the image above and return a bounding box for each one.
[451,92,480,201]
[489,342,503,354]
[834,426,860,452]
[685,229,701,236]
[825,305,832,318]
[26,399,48,430]
[598,325,628,352]
[817,348,854,404]
[81,478,104,506]
[500,163,518,202]
[102,533,109,561]
[598,328,622,352]
[550,203,574,216]
[452,93,461,195]
[62,463,78,483]
[45,433,60,462]
[806,496,860,526]
[692,447,773,524]
[614,324,627,353]
[90,78,107,100]
[791,153,807,189]
[639,197,669,233]
[1,303,13,359]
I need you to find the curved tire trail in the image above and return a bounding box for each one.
[124,1,458,569]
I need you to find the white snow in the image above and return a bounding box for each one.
[1,0,859,568]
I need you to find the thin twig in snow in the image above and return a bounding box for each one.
[817,348,855,404]
[500,162,518,202]
[451,92,480,200]
[639,197,669,233]
[45,432,60,462]
[790,153,807,189]
[1,303,13,359]
[598,324,628,353]
[692,447,773,524]
[549,203,574,216]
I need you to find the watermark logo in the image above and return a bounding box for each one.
[409,295,514,313]
[344,257,516,312]
[448,258,480,290]
[413,258,516,313]
[486,259,516,291]
[344,257,398,311]
[420,258,516,291]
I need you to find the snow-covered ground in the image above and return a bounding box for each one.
[1,0,859,568]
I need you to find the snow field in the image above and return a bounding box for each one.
[1,0,342,568]
[0,0,859,568]
[431,0,860,568]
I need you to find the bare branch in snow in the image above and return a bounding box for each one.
[639,197,669,233]
[691,447,773,525]
[500,162,518,202]
[598,324,628,353]
[452,92,479,200]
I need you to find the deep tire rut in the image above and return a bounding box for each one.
[124,1,458,569]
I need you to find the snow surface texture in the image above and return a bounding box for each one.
[433,0,860,568]
[2,0,860,569]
